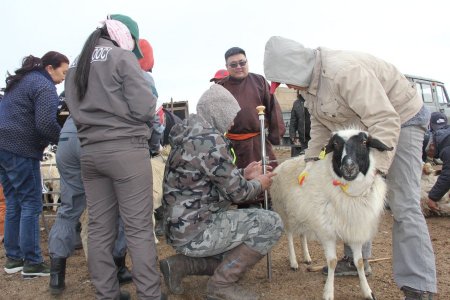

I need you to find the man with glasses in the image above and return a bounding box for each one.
[218,47,285,208]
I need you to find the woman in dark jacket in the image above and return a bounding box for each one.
[0,51,69,278]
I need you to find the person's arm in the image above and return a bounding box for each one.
[428,147,450,202]
[118,52,156,123]
[336,65,400,174]
[203,135,262,203]
[33,80,61,144]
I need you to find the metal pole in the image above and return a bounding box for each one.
[256,105,272,281]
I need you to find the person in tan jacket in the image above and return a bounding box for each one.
[264,36,436,299]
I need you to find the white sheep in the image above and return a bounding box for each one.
[420,162,450,217]
[41,147,60,211]
[270,129,392,300]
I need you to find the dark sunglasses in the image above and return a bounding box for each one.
[228,60,247,68]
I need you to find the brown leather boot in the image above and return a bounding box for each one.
[206,244,264,300]
[160,254,221,294]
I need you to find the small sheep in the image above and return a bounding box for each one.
[41,148,60,211]
[270,129,392,300]
[420,162,450,217]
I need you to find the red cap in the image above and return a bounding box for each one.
[210,69,229,82]
[270,82,281,94]
[138,39,154,71]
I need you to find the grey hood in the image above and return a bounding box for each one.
[196,84,241,134]
[264,36,316,87]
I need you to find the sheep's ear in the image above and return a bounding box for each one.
[324,134,336,154]
[367,137,394,152]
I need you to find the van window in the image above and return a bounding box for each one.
[416,83,433,103]
[436,85,449,105]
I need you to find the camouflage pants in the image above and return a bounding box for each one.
[175,208,283,257]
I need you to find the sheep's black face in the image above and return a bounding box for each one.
[326,130,393,181]
[328,132,371,181]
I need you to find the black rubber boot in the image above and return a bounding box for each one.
[154,206,165,236]
[49,257,67,295]
[120,290,131,300]
[74,221,83,250]
[114,255,132,285]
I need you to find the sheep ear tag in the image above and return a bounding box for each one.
[332,179,349,193]
[298,171,308,186]
[319,148,326,160]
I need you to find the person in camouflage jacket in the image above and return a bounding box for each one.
[160,84,283,300]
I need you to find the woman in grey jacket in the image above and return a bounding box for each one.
[64,14,163,300]
[264,36,436,300]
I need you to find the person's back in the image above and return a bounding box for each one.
[65,42,154,146]
[63,15,162,299]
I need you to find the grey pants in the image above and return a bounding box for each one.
[81,138,160,300]
[387,125,437,292]
[48,132,127,259]
[175,208,284,257]
[345,125,437,293]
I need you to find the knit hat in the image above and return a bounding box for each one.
[430,112,448,132]
[138,39,154,71]
[209,69,229,82]
[197,84,241,134]
[109,14,143,59]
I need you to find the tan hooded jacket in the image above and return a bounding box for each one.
[264,36,423,173]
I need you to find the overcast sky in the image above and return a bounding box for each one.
[1,0,449,112]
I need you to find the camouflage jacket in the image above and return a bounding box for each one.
[163,114,262,247]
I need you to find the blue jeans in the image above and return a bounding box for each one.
[0,149,43,264]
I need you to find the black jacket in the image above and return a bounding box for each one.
[289,94,310,145]
[429,126,450,201]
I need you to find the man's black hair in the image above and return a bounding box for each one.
[224,47,246,61]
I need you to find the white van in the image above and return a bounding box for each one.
[405,74,450,119]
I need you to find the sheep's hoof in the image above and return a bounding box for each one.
[290,266,298,271]
[303,260,312,265]
[365,292,376,300]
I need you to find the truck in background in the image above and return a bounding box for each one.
[405,74,450,119]
[275,75,450,145]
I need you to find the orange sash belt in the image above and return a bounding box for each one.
[225,132,260,141]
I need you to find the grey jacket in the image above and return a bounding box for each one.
[65,38,156,146]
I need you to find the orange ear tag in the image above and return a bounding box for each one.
[298,171,308,186]
[332,179,349,193]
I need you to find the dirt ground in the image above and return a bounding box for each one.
[1,148,449,300]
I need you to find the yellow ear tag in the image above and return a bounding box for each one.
[319,148,326,160]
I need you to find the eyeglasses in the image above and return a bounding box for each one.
[228,60,247,68]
